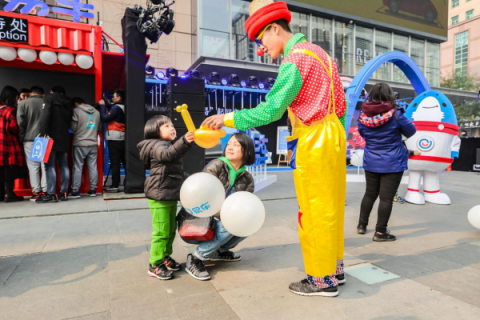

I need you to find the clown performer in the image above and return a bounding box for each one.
[202,0,347,297]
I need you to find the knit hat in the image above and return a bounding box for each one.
[244,0,292,41]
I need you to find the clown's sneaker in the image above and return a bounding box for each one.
[289,279,339,297]
[336,273,346,285]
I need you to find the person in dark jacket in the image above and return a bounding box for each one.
[185,133,256,281]
[0,87,28,203]
[99,89,126,193]
[36,86,74,203]
[137,115,194,281]
[17,86,47,201]
[356,83,416,241]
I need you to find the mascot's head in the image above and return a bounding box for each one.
[405,90,458,125]
[245,0,292,58]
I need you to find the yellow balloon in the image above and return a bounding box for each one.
[175,105,227,149]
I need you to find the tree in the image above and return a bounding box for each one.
[440,72,480,92]
[454,100,480,122]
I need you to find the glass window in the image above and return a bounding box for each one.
[426,42,440,87]
[455,31,469,76]
[200,29,230,59]
[374,30,392,80]
[290,12,310,37]
[311,16,332,56]
[452,15,459,25]
[466,10,474,20]
[231,0,254,62]
[355,26,373,74]
[410,38,425,73]
[199,0,230,32]
[393,34,409,83]
[452,0,459,8]
[334,21,354,75]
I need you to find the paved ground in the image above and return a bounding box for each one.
[1,171,480,320]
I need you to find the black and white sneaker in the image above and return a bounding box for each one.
[88,190,97,197]
[289,279,339,297]
[163,256,181,271]
[373,230,396,242]
[105,187,119,193]
[208,250,241,262]
[70,191,81,199]
[185,254,211,281]
[148,263,173,280]
[336,273,346,285]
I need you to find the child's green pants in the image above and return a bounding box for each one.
[148,200,177,266]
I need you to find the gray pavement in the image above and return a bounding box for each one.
[1,171,480,320]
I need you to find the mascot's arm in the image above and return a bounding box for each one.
[224,62,302,131]
[451,135,461,159]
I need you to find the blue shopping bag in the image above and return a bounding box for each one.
[29,136,54,163]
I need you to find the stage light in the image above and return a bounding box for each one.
[248,76,258,89]
[145,65,155,76]
[229,74,240,87]
[166,67,178,78]
[155,71,166,80]
[240,80,247,88]
[180,74,188,79]
[394,92,400,99]
[191,70,200,78]
[267,78,275,89]
[204,78,210,85]
[258,82,266,90]
[210,72,221,85]
[221,78,228,86]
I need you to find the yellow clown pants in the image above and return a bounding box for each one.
[288,111,346,278]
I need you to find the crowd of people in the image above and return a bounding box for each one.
[0,85,126,203]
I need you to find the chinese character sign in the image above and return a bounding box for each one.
[2,0,94,22]
[52,0,94,22]
[0,16,28,42]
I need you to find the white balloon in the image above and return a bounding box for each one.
[0,46,17,61]
[351,149,364,167]
[58,52,74,66]
[39,50,57,65]
[468,205,480,229]
[75,54,93,69]
[220,192,265,237]
[18,48,37,63]
[180,172,225,218]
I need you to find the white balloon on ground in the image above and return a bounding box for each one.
[351,149,364,167]
[18,48,37,62]
[468,205,480,229]
[58,52,74,65]
[75,54,93,69]
[39,50,57,65]
[0,46,17,61]
[180,172,225,218]
[220,191,266,237]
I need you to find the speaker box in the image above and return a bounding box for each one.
[169,93,205,112]
[176,128,205,175]
[168,77,205,95]
[171,111,205,129]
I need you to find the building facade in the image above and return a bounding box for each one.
[441,0,480,79]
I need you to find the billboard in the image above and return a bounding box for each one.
[292,0,448,38]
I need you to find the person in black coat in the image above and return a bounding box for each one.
[37,86,74,203]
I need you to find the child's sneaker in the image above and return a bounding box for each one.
[148,263,173,280]
[208,250,241,262]
[163,256,181,271]
[393,194,405,204]
[185,254,211,281]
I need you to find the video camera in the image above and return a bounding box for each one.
[135,0,175,44]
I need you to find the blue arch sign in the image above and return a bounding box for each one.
[344,51,431,134]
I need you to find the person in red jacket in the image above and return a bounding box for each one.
[0,86,28,203]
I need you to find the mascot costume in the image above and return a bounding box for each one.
[206,0,348,297]
[404,90,461,205]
